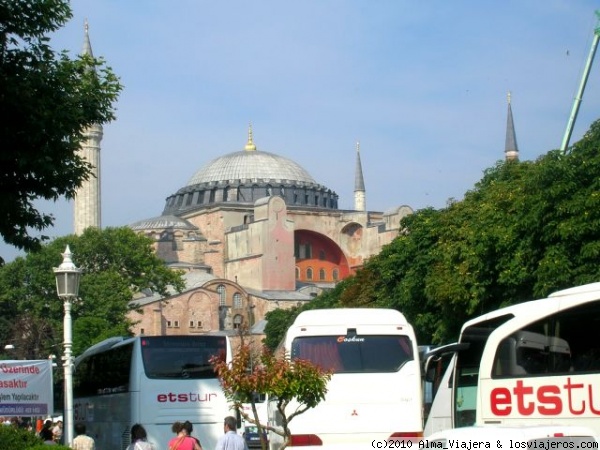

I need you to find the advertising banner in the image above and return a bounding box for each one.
[0,360,53,416]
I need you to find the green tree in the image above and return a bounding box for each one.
[281,119,600,345]
[263,307,299,352]
[0,227,184,357]
[211,344,331,450]
[263,280,349,351]
[0,0,121,261]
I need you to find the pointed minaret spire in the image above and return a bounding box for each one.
[504,91,519,162]
[74,20,103,235]
[354,141,366,211]
[82,19,94,58]
[244,123,257,151]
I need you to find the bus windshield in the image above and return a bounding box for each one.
[291,334,413,373]
[140,336,227,379]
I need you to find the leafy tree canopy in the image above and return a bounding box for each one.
[0,227,184,357]
[211,344,331,450]
[263,279,350,351]
[0,0,122,261]
[265,119,600,346]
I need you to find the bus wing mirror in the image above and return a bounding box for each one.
[423,342,470,381]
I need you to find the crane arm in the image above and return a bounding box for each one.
[561,11,600,153]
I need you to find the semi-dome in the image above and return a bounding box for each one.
[162,127,339,216]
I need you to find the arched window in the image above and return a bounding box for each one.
[233,314,243,329]
[319,250,326,260]
[319,268,326,281]
[332,269,339,281]
[298,243,312,259]
[223,186,230,202]
[217,284,226,306]
[306,268,313,280]
[295,267,300,279]
[233,292,242,309]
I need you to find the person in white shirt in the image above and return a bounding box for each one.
[215,416,248,450]
[72,423,95,450]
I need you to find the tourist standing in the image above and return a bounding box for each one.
[72,423,95,450]
[215,416,248,450]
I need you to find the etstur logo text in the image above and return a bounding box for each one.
[490,378,600,416]
[157,392,218,403]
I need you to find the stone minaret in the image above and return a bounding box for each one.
[74,20,103,235]
[354,142,366,211]
[504,91,519,162]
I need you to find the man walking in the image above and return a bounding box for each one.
[215,416,248,450]
[72,423,95,450]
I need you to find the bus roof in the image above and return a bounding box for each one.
[460,282,600,333]
[548,281,600,297]
[74,336,128,365]
[292,308,408,327]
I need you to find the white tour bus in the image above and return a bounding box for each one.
[268,308,422,448]
[423,282,600,437]
[73,335,234,450]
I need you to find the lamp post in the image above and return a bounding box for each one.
[54,245,81,447]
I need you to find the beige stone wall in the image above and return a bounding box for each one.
[128,198,410,341]
[184,210,227,276]
[135,198,409,291]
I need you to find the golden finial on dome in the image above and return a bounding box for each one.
[356,141,360,152]
[507,90,511,105]
[244,123,257,151]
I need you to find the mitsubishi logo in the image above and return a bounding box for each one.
[351,409,358,416]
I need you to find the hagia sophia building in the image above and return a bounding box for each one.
[74,25,519,340]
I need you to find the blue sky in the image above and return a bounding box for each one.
[3,0,600,262]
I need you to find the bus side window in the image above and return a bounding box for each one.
[493,338,526,377]
[573,348,600,371]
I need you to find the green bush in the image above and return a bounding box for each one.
[0,425,72,450]
[29,445,71,450]
[0,425,41,450]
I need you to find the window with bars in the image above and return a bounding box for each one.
[217,284,226,306]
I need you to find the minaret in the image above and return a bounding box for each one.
[74,20,103,235]
[504,91,519,162]
[354,142,366,211]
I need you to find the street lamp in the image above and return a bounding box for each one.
[54,245,81,448]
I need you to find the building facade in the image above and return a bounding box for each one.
[127,128,412,338]
[74,25,520,344]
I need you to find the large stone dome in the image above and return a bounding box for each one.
[187,150,317,186]
[162,129,339,216]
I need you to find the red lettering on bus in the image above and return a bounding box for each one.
[157,392,217,403]
[490,387,511,415]
[535,385,561,415]
[564,378,585,415]
[513,380,534,415]
[590,385,600,415]
[489,377,600,417]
